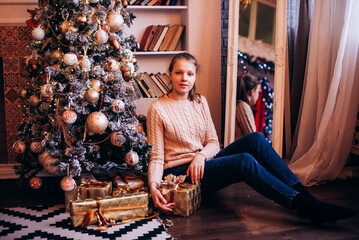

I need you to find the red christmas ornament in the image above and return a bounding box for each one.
[29,176,42,189]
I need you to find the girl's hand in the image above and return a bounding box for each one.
[150,183,175,212]
[187,153,205,184]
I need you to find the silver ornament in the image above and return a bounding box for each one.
[80,56,91,72]
[90,79,102,92]
[31,26,45,41]
[125,150,139,166]
[86,111,109,134]
[62,109,77,124]
[63,53,78,65]
[94,29,108,44]
[85,88,100,104]
[107,11,124,33]
[111,99,125,113]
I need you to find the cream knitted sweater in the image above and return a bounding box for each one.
[146,95,220,185]
[235,100,256,139]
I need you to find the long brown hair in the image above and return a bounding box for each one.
[168,52,201,102]
[237,74,260,104]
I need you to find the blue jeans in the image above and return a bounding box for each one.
[164,132,300,210]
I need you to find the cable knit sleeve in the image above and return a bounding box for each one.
[236,101,256,136]
[198,96,220,160]
[146,102,165,186]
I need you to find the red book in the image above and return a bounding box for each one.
[139,25,153,50]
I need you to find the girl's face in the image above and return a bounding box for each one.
[169,59,196,98]
[248,84,261,105]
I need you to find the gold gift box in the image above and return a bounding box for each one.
[113,176,146,195]
[78,180,112,200]
[161,183,201,217]
[70,191,149,227]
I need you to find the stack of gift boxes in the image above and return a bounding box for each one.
[66,172,201,228]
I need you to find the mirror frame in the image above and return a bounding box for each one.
[224,0,286,156]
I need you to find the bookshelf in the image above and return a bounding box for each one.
[125,0,189,73]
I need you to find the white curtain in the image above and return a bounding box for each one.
[288,0,359,186]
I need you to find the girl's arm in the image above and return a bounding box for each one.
[147,103,175,212]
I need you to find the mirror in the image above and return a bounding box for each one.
[224,0,285,156]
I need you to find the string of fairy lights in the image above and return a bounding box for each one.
[238,51,274,143]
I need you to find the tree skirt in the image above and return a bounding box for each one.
[0,204,173,240]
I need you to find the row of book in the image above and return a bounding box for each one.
[129,0,179,6]
[132,72,172,98]
[139,24,184,51]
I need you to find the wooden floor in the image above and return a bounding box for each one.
[0,177,358,239]
[165,178,359,240]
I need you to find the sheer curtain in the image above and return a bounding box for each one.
[288,0,359,186]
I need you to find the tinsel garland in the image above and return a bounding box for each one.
[238,51,274,142]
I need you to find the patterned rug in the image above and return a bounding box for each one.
[0,204,173,240]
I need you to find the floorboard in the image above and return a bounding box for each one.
[164,178,359,240]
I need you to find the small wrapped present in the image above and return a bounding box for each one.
[160,174,201,217]
[77,180,112,200]
[113,175,146,195]
[69,191,148,227]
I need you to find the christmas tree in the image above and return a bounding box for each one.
[13,0,151,186]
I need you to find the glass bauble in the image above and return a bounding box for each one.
[30,141,43,153]
[94,29,108,44]
[38,151,50,166]
[85,88,100,104]
[125,150,139,166]
[80,56,91,72]
[90,79,102,92]
[13,140,26,154]
[63,53,78,65]
[106,59,119,72]
[60,20,71,34]
[31,26,45,41]
[50,49,63,60]
[107,11,124,33]
[29,95,40,107]
[29,176,42,189]
[40,84,54,98]
[60,176,76,191]
[27,57,42,77]
[110,132,125,147]
[111,99,125,113]
[86,111,109,134]
[62,109,77,124]
[42,156,59,175]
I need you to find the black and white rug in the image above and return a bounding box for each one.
[0,204,173,240]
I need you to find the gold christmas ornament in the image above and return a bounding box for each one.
[110,132,125,147]
[60,20,71,34]
[13,140,26,154]
[31,26,45,41]
[63,52,78,65]
[60,176,76,191]
[90,79,102,92]
[120,65,132,81]
[30,141,43,153]
[106,59,119,72]
[125,150,139,166]
[50,49,63,60]
[42,156,59,175]
[18,89,27,99]
[107,11,124,33]
[111,99,125,113]
[29,176,42,189]
[29,95,41,107]
[94,29,108,44]
[62,109,77,124]
[40,84,54,98]
[38,151,50,166]
[122,0,128,8]
[86,111,109,134]
[85,88,100,104]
